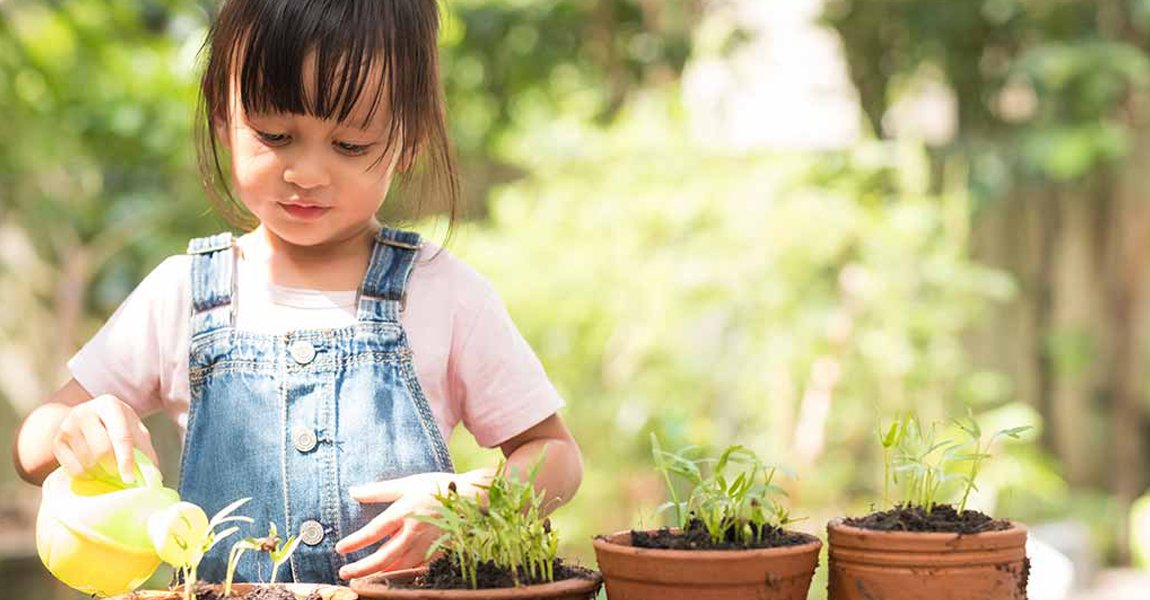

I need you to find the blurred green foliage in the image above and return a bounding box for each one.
[442,95,1042,561]
[440,0,700,160]
[826,0,1149,190]
[826,0,1150,566]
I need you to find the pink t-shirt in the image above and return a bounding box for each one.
[67,238,564,448]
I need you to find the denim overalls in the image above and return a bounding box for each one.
[178,228,454,584]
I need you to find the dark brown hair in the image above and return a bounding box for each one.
[196,0,458,231]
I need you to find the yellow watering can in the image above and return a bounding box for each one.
[36,451,180,597]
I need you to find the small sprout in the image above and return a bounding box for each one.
[222,521,300,594]
[650,435,795,546]
[953,414,1032,513]
[879,412,1032,514]
[148,498,253,600]
[264,522,301,584]
[879,416,907,508]
[415,455,558,589]
[256,531,280,553]
[224,538,262,596]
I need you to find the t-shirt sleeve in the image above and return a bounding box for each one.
[67,256,188,418]
[452,280,566,448]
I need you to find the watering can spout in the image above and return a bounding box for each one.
[36,451,180,597]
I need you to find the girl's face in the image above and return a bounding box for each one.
[221,61,401,248]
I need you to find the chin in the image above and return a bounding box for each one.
[263,223,335,247]
[270,221,374,250]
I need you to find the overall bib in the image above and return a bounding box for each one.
[178,228,454,584]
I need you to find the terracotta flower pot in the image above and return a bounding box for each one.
[108,582,357,599]
[592,530,822,600]
[349,567,602,599]
[826,518,1029,600]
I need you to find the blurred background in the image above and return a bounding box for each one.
[1,0,1149,598]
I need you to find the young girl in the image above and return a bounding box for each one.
[13,0,582,586]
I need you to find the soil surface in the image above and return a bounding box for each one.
[170,582,321,600]
[843,503,1013,534]
[625,517,815,550]
[393,555,598,590]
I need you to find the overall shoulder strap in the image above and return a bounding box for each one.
[357,228,422,323]
[187,232,235,337]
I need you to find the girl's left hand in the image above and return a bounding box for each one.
[334,471,464,580]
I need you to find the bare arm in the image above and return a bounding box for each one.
[485,412,585,514]
[13,379,92,485]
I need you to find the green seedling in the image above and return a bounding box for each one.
[224,537,261,596]
[223,521,301,595]
[953,414,1031,513]
[651,433,794,546]
[879,412,1031,513]
[887,414,958,513]
[416,458,558,589]
[149,497,253,600]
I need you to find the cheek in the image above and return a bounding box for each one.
[360,174,393,210]
[339,164,392,206]
[230,140,281,192]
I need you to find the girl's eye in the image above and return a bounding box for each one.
[255,130,289,146]
[335,141,372,156]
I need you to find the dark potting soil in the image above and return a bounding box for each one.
[626,517,815,550]
[392,555,598,590]
[176,582,321,600]
[843,503,1013,534]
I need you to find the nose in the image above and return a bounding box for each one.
[283,149,331,190]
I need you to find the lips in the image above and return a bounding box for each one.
[278,202,331,220]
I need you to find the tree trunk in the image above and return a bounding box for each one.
[1049,184,1109,486]
[1104,118,1150,563]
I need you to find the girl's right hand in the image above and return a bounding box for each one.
[53,394,158,484]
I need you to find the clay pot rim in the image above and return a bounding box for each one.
[111,582,357,599]
[592,528,823,560]
[827,517,1027,541]
[349,566,603,598]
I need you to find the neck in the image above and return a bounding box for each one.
[248,222,380,290]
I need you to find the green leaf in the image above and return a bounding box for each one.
[210,498,254,528]
[881,421,902,448]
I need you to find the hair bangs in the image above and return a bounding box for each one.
[233,0,390,128]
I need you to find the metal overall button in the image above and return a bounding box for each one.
[299,520,325,546]
[289,340,316,365]
[293,427,318,453]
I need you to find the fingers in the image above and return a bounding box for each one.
[54,415,95,477]
[381,527,440,573]
[92,403,139,483]
[135,421,159,465]
[335,506,404,555]
[348,478,409,504]
[52,395,150,482]
[52,437,86,477]
[340,524,434,579]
